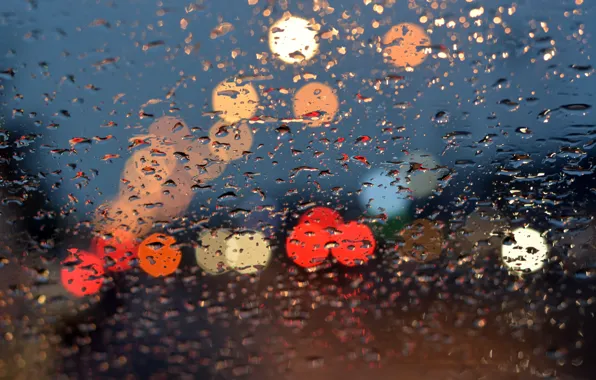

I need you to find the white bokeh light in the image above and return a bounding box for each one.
[268,15,319,64]
[501,227,549,275]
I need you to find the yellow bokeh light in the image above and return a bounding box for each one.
[268,15,319,64]
[225,231,271,274]
[293,82,339,127]
[196,229,233,275]
[208,121,253,161]
[382,23,431,69]
[212,79,259,124]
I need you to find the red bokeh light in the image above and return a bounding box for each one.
[330,222,376,267]
[61,249,105,297]
[298,206,343,229]
[286,223,330,268]
[288,207,377,268]
[92,229,139,272]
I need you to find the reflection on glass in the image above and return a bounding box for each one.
[212,79,259,123]
[382,23,430,69]
[208,121,253,162]
[225,231,271,274]
[502,227,548,275]
[293,82,339,127]
[138,233,181,277]
[196,229,233,275]
[269,15,319,64]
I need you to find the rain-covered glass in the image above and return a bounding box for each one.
[1,0,595,379]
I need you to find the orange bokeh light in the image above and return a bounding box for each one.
[138,233,182,277]
[293,82,339,127]
[122,148,177,193]
[382,23,430,69]
[212,79,259,123]
[148,116,190,142]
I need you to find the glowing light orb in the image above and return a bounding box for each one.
[286,223,330,268]
[402,152,440,198]
[382,23,430,69]
[502,227,549,275]
[92,228,139,272]
[298,206,343,229]
[330,222,376,267]
[400,219,442,262]
[61,249,105,297]
[208,121,253,161]
[122,148,177,193]
[293,82,339,127]
[269,15,319,64]
[148,116,190,143]
[212,79,259,123]
[173,136,228,182]
[225,231,272,274]
[359,168,411,217]
[138,233,182,277]
[118,168,194,222]
[196,229,233,275]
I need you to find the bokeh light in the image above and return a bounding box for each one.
[330,222,375,267]
[92,228,139,272]
[298,206,343,229]
[359,168,411,217]
[268,15,319,64]
[286,223,330,268]
[502,227,549,275]
[293,82,339,127]
[138,233,182,277]
[208,121,253,162]
[61,249,105,297]
[399,219,443,262]
[148,116,190,143]
[402,152,440,198]
[122,148,177,193]
[212,79,259,123]
[225,231,272,274]
[196,229,233,275]
[382,23,430,69]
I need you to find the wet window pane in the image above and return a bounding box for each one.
[1,0,595,379]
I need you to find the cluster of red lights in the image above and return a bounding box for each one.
[286,207,376,268]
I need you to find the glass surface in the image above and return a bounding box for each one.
[1,0,595,379]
